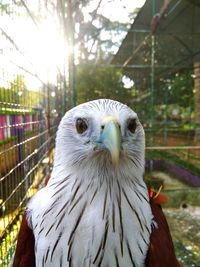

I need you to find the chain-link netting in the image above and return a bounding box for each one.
[0,1,68,265]
[112,1,200,265]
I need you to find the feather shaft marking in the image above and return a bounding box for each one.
[55,211,66,230]
[38,227,44,235]
[145,224,151,235]
[45,246,50,263]
[68,202,87,245]
[97,253,104,267]
[130,158,138,168]
[49,175,70,188]
[102,219,109,250]
[135,180,146,190]
[122,188,144,232]
[90,187,98,204]
[67,240,73,261]
[93,245,102,264]
[50,232,63,261]
[42,200,59,219]
[39,218,45,227]
[51,183,68,198]
[33,222,38,230]
[138,191,149,203]
[71,178,78,191]
[56,201,70,218]
[70,182,81,203]
[116,183,124,256]
[42,255,45,267]
[132,155,141,166]
[68,192,84,214]
[69,257,72,267]
[45,224,54,236]
[114,250,120,267]
[137,240,144,255]
[93,218,109,264]
[126,239,136,267]
[140,232,148,246]
[102,188,108,219]
[112,202,115,232]
[134,190,143,202]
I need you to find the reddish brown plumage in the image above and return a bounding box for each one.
[146,189,182,267]
[13,215,35,267]
[13,189,181,267]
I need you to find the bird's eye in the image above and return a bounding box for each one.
[127,118,137,133]
[76,118,88,134]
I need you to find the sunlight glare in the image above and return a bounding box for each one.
[1,14,67,90]
[26,20,67,86]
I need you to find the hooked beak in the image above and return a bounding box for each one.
[97,116,121,166]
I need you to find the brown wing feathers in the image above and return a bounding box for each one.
[13,215,35,267]
[146,189,182,267]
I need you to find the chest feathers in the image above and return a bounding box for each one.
[28,169,153,267]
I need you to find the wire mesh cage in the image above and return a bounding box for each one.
[0,0,200,266]
[111,2,200,264]
[111,0,200,182]
[0,1,68,265]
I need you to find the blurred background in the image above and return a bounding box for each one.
[0,0,200,266]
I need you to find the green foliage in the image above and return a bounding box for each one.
[0,3,12,15]
[0,136,16,145]
[76,64,133,104]
[10,75,27,91]
[0,213,23,266]
[170,71,194,108]
[138,70,194,125]
[155,70,194,108]
[0,87,17,104]
[0,75,42,113]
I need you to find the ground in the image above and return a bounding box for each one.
[166,207,200,267]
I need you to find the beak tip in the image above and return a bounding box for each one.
[111,152,120,166]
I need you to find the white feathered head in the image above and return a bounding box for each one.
[53,99,145,181]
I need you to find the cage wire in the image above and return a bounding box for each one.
[111,0,200,189]
[0,0,200,266]
[111,3,200,262]
[0,1,70,266]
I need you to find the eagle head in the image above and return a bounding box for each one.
[53,99,145,180]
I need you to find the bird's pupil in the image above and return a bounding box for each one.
[128,118,137,133]
[76,118,88,134]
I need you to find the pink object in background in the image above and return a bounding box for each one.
[0,114,6,140]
